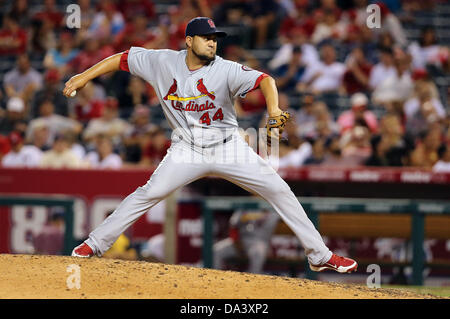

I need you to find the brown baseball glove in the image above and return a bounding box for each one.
[266,111,291,146]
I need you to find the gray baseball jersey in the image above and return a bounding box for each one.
[122,47,266,147]
[85,47,332,267]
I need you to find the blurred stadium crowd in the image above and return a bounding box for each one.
[0,0,449,171]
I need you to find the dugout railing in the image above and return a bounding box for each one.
[201,196,450,286]
[0,195,76,256]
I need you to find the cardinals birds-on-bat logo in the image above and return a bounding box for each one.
[164,78,215,101]
[196,79,215,100]
[163,79,178,100]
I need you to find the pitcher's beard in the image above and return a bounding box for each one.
[192,47,215,64]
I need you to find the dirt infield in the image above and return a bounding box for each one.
[0,254,438,299]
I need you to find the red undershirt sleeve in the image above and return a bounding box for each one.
[119,50,130,72]
[247,73,269,93]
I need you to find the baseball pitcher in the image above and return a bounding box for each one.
[65,17,357,274]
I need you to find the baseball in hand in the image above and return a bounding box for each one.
[70,90,77,97]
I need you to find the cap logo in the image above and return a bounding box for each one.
[207,19,215,28]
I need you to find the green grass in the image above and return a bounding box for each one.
[382,285,450,298]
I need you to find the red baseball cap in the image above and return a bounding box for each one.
[8,131,23,146]
[105,97,119,110]
[45,68,60,83]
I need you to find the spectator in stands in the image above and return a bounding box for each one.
[311,8,346,45]
[29,14,58,55]
[268,27,319,72]
[1,131,43,168]
[298,99,339,140]
[278,1,316,40]
[3,54,43,105]
[27,100,82,146]
[342,47,373,95]
[122,105,156,164]
[373,2,407,48]
[65,130,86,163]
[295,92,316,128]
[83,96,131,147]
[113,13,159,52]
[27,119,51,152]
[43,32,80,79]
[0,13,28,56]
[432,144,450,172]
[73,0,97,45]
[304,137,327,165]
[312,0,342,23]
[116,76,150,119]
[224,45,261,69]
[118,0,155,22]
[352,0,371,26]
[337,93,378,134]
[297,43,346,95]
[365,135,394,167]
[72,82,106,124]
[409,126,443,169]
[314,107,340,140]
[357,24,379,64]
[404,80,446,138]
[32,0,64,29]
[273,46,306,92]
[31,68,69,118]
[163,6,190,51]
[139,127,171,167]
[365,114,414,167]
[33,210,65,255]
[319,135,348,166]
[339,23,363,62]
[340,125,372,165]
[408,26,443,71]
[8,0,32,28]
[369,47,396,90]
[40,132,84,169]
[0,97,28,136]
[377,32,396,52]
[319,132,368,167]
[88,0,125,42]
[84,135,122,169]
[212,0,254,46]
[228,0,281,48]
[371,48,414,108]
[267,136,312,169]
[70,37,115,75]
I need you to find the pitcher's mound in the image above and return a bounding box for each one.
[0,254,435,299]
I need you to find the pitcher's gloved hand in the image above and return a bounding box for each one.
[266,111,291,146]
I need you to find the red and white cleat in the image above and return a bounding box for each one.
[310,253,358,273]
[71,242,94,258]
